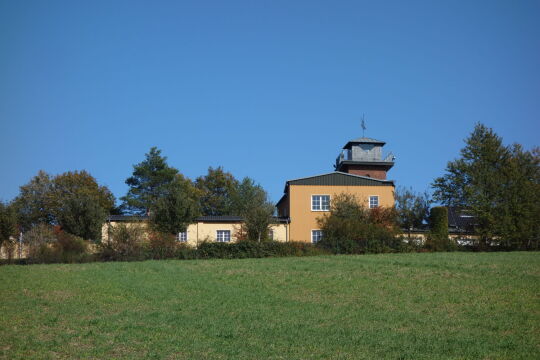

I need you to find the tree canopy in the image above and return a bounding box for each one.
[432,123,539,249]
[316,193,398,254]
[150,174,201,235]
[13,170,115,240]
[232,177,275,242]
[195,167,239,216]
[394,186,431,237]
[121,147,178,215]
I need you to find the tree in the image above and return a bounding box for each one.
[0,201,18,260]
[316,193,399,254]
[232,177,275,242]
[13,170,54,231]
[13,170,115,241]
[432,123,540,249]
[150,174,201,235]
[121,147,178,215]
[394,186,431,238]
[195,167,239,216]
[426,206,452,251]
[49,171,115,240]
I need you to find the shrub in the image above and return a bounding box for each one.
[99,224,146,261]
[24,224,57,263]
[316,193,400,254]
[426,207,455,251]
[24,225,90,264]
[195,241,327,259]
[148,232,178,259]
[54,231,90,263]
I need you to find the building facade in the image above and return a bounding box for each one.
[277,137,396,243]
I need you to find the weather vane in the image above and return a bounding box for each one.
[361,114,366,137]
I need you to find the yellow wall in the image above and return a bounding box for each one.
[288,184,395,242]
[101,220,289,247]
[101,221,149,243]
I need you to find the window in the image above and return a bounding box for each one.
[268,229,274,241]
[312,195,330,211]
[177,231,187,242]
[216,230,231,243]
[311,230,323,243]
[369,195,379,209]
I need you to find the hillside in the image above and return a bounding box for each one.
[1,252,539,359]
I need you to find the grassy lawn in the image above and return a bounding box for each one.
[0,252,539,359]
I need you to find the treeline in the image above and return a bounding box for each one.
[0,147,277,261]
[0,123,538,264]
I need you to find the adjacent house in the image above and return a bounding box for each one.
[102,215,290,246]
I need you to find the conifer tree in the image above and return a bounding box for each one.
[121,147,178,215]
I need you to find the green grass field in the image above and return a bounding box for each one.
[1,252,539,359]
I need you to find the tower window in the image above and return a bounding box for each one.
[369,196,379,208]
[312,195,330,211]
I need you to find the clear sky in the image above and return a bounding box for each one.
[1,0,539,205]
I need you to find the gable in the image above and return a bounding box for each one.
[287,172,394,187]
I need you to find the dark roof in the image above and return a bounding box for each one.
[107,214,289,224]
[343,137,385,149]
[335,160,394,172]
[447,207,476,232]
[196,216,243,223]
[285,171,393,191]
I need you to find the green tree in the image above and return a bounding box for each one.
[195,167,239,216]
[51,171,115,240]
[426,206,452,251]
[14,170,115,241]
[316,193,398,254]
[232,177,275,242]
[0,201,19,259]
[150,174,201,235]
[13,170,54,230]
[121,147,179,215]
[432,123,540,249]
[394,186,431,238]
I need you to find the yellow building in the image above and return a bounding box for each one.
[277,137,396,243]
[102,136,397,245]
[102,215,290,246]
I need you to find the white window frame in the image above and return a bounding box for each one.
[311,195,330,211]
[369,195,379,209]
[216,230,231,243]
[177,231,188,242]
[311,230,323,243]
[268,229,274,241]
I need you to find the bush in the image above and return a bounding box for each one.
[426,207,455,251]
[98,224,146,261]
[316,194,401,254]
[24,225,91,264]
[195,241,327,259]
[54,231,90,263]
[147,232,179,260]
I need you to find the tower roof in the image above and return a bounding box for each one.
[343,137,386,149]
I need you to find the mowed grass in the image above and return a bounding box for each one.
[0,253,539,359]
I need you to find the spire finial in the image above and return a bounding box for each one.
[361,114,366,137]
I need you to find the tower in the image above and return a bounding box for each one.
[335,137,395,180]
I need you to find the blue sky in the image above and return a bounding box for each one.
[1,0,539,204]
